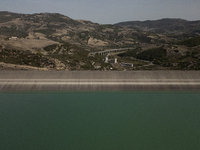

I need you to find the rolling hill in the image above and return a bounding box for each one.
[0,12,200,71]
[115,18,200,35]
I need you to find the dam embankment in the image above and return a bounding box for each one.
[0,70,200,91]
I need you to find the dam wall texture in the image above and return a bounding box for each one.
[0,70,200,91]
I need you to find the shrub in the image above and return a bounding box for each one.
[0,26,28,38]
[36,51,43,56]
[34,29,56,36]
[178,36,200,47]
[44,44,59,51]
[118,49,138,57]
[136,47,167,62]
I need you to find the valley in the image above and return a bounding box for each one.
[0,11,200,71]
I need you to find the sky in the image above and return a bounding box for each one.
[1,0,200,24]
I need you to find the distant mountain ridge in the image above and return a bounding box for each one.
[115,18,200,34]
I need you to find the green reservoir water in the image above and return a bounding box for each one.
[0,92,200,150]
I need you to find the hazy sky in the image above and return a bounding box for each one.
[1,0,200,24]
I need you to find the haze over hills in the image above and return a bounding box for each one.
[115,18,200,35]
[0,11,200,71]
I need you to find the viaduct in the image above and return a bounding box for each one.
[89,48,134,56]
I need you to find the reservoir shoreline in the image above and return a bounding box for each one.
[0,70,200,91]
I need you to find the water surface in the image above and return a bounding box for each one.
[0,92,200,150]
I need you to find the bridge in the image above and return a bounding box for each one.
[89,48,134,56]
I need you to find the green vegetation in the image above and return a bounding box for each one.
[51,49,88,62]
[49,45,112,70]
[77,31,90,41]
[50,50,91,70]
[4,37,9,41]
[23,13,80,26]
[99,24,115,29]
[136,47,167,63]
[118,47,168,66]
[132,33,152,43]
[43,42,87,55]
[178,36,200,47]
[44,44,59,52]
[0,49,54,67]
[1,12,200,70]
[34,29,56,36]
[118,49,138,57]
[44,14,67,22]
[36,51,43,56]
[114,27,121,33]
[44,14,80,25]
[0,26,28,38]
[46,42,96,70]
[62,42,86,52]
[0,12,21,23]
[68,31,76,37]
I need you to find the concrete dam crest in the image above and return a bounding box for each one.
[0,71,200,91]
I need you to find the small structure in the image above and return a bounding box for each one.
[104,56,108,63]
[9,37,17,40]
[114,58,117,63]
[96,66,101,69]
[120,62,133,67]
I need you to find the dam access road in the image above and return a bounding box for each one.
[0,71,200,91]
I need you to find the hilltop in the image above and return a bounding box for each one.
[115,18,200,35]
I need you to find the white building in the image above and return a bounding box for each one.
[114,58,117,63]
[104,56,108,63]
[9,37,17,40]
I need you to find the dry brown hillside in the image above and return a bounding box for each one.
[0,11,200,71]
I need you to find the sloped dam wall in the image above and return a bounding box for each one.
[0,71,200,91]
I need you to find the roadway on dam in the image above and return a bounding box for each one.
[0,70,200,91]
